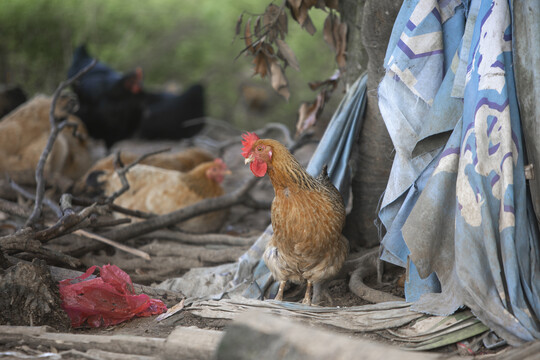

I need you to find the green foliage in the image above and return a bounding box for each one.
[0,0,336,129]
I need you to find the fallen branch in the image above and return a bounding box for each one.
[69,177,259,256]
[140,229,257,247]
[26,59,97,226]
[34,198,107,243]
[76,229,151,260]
[0,228,80,268]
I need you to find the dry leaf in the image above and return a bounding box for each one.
[296,92,325,134]
[276,39,300,71]
[261,42,275,58]
[269,60,290,100]
[253,52,269,78]
[264,4,282,42]
[323,13,347,69]
[254,16,262,37]
[244,18,254,53]
[325,0,339,9]
[287,0,302,10]
[297,70,341,134]
[277,8,289,39]
[323,13,337,52]
[336,22,347,69]
[296,3,310,27]
[156,298,185,322]
[303,0,319,8]
[302,14,317,35]
[235,14,243,37]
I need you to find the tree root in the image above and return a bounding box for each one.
[347,248,404,303]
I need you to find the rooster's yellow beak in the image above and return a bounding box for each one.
[244,154,255,165]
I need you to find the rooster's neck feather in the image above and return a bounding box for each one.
[264,141,319,192]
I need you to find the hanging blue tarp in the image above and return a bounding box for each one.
[378,0,540,345]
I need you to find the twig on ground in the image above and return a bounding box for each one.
[75,229,151,260]
[34,196,107,243]
[140,229,257,247]
[10,179,62,217]
[107,148,171,203]
[26,59,97,226]
[89,217,132,228]
[0,198,30,218]
[0,228,81,268]
[73,196,155,219]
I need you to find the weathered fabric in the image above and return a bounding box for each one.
[379,0,540,345]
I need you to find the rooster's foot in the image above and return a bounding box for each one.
[275,280,286,301]
[301,280,313,306]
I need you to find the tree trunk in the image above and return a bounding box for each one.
[342,0,402,249]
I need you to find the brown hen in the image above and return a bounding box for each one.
[73,147,214,195]
[241,132,348,305]
[89,159,231,233]
[0,94,92,185]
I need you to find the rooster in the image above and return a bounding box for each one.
[88,158,231,233]
[241,132,348,305]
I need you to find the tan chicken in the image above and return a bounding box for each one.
[90,159,231,233]
[73,147,214,195]
[241,132,348,305]
[0,94,92,185]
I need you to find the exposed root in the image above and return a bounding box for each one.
[347,248,404,303]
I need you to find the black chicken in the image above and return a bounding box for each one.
[68,45,145,148]
[140,84,205,140]
[68,45,206,147]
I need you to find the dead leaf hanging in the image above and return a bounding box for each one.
[323,13,338,52]
[264,4,282,43]
[276,39,300,71]
[269,61,290,101]
[325,0,339,10]
[323,13,347,70]
[244,18,254,53]
[296,92,325,135]
[253,52,269,78]
[235,14,243,37]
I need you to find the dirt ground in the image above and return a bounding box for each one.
[0,125,510,358]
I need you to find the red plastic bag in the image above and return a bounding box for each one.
[59,264,167,328]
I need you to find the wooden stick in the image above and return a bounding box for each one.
[76,229,151,260]
[26,59,97,226]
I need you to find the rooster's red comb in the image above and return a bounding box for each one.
[241,132,260,158]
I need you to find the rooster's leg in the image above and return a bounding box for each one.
[301,280,313,306]
[275,280,286,301]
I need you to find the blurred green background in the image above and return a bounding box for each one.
[0,0,337,131]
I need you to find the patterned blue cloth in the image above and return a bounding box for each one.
[379,0,540,345]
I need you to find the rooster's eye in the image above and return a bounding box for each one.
[256,146,263,152]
